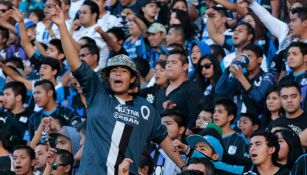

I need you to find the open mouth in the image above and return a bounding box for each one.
[15,166,22,171]
[250,153,257,159]
[113,80,123,86]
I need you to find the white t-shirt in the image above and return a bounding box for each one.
[97,11,122,32]
[69,0,85,19]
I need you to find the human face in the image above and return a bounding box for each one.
[34,85,51,108]
[200,58,214,80]
[211,10,226,30]
[44,0,57,19]
[0,4,8,18]
[266,91,282,113]
[119,0,132,6]
[280,87,302,115]
[172,1,187,11]
[161,116,181,140]
[243,15,256,29]
[74,132,85,162]
[109,66,136,95]
[50,155,70,175]
[26,27,36,42]
[238,116,255,138]
[154,64,168,87]
[13,149,35,175]
[166,54,187,81]
[142,3,159,18]
[29,12,40,23]
[170,12,180,25]
[275,132,289,163]
[128,20,141,36]
[46,44,61,60]
[213,105,232,128]
[194,141,215,159]
[39,64,57,80]
[148,32,164,47]
[289,13,306,38]
[250,136,273,165]
[195,111,213,128]
[79,47,97,68]
[191,45,201,65]
[245,50,261,72]
[287,46,306,72]
[56,135,72,153]
[92,0,106,14]
[233,25,251,47]
[2,88,17,110]
[166,28,177,44]
[79,5,96,27]
[35,145,48,171]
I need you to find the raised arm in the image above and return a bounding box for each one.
[50,6,81,71]
[96,26,122,53]
[206,8,225,46]
[160,136,185,169]
[9,7,35,58]
[0,63,32,90]
[213,0,248,16]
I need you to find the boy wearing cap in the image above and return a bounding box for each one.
[52,9,185,175]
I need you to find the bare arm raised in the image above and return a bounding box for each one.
[50,6,81,71]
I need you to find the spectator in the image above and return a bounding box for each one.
[238,113,260,141]
[34,143,49,174]
[43,148,74,175]
[186,157,215,175]
[12,145,36,175]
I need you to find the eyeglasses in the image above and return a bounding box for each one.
[79,53,93,57]
[52,162,67,170]
[201,63,213,69]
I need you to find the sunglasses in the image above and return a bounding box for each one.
[52,162,67,170]
[0,9,8,13]
[201,63,213,69]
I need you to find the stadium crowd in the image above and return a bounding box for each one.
[0,0,306,174]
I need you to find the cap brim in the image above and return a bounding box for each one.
[186,135,212,148]
[48,132,69,140]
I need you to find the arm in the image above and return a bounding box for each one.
[50,6,81,71]
[206,8,225,46]
[96,26,122,53]
[213,0,248,16]
[160,136,185,169]
[0,11,17,34]
[29,118,49,149]
[248,1,289,47]
[215,69,239,97]
[124,8,147,36]
[9,8,35,58]
[43,148,57,175]
[270,0,280,18]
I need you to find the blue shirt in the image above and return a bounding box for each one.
[73,63,167,175]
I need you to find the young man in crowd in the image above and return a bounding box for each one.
[43,148,74,175]
[248,131,289,174]
[34,143,49,174]
[213,98,251,164]
[186,158,215,175]
[216,44,275,120]
[12,145,36,175]
[0,81,34,142]
[154,45,203,131]
[79,43,100,72]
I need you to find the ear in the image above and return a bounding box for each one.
[228,114,235,123]
[212,153,219,161]
[15,94,22,103]
[31,159,36,167]
[257,56,263,64]
[268,146,276,155]
[130,75,136,84]
[247,33,253,42]
[252,124,259,132]
[222,16,227,23]
[303,54,307,63]
[183,63,189,71]
[57,53,65,61]
[64,165,72,173]
[52,69,58,77]
[47,90,54,98]
[178,126,186,135]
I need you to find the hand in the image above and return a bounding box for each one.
[229,64,244,79]
[121,8,134,17]
[49,5,66,26]
[95,26,105,35]
[205,8,217,17]
[41,117,51,127]
[70,19,80,32]
[162,100,176,110]
[172,139,188,152]
[8,7,24,23]
[118,158,133,175]
[46,148,57,164]
[43,18,52,29]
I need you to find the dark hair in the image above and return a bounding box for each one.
[13,145,36,160]
[251,131,280,167]
[170,0,188,10]
[0,0,12,9]
[80,43,100,63]
[170,9,196,41]
[107,27,126,43]
[240,113,261,128]
[212,5,228,17]
[0,26,9,45]
[56,148,74,174]
[6,57,24,70]
[168,24,185,43]
[49,39,64,54]
[133,57,150,78]
[278,76,301,95]
[51,115,70,127]
[263,86,285,128]
[0,127,23,153]
[28,9,45,22]
[161,108,186,127]
[179,169,205,175]
[82,0,99,21]
[61,0,71,6]
[210,44,226,60]
[197,54,222,88]
[139,151,155,175]
[154,60,166,69]
[167,42,188,64]
[4,81,27,104]
[273,129,303,170]
[34,79,57,100]
[79,36,96,45]
[243,44,264,58]
[40,57,61,77]
[188,157,215,175]
[236,22,256,43]
[287,41,307,56]
[214,97,237,123]
[244,12,267,41]
[291,7,307,21]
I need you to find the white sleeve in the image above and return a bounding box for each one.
[249,1,289,47]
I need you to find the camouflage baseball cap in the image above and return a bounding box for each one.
[102,54,139,76]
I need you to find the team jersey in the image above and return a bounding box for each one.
[73,63,168,175]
